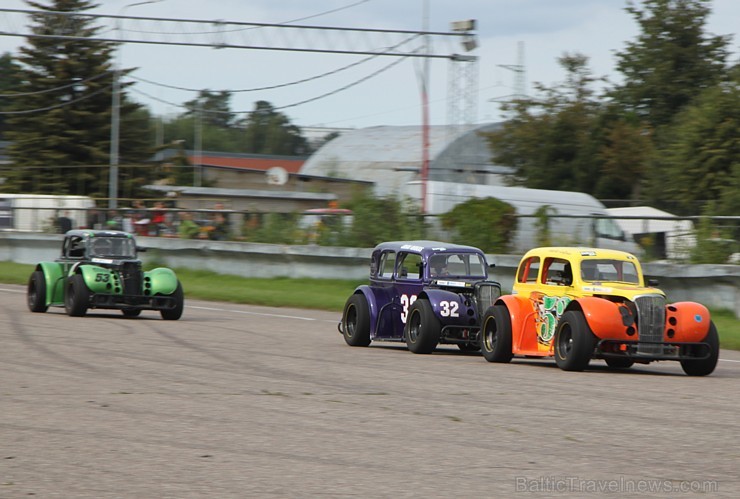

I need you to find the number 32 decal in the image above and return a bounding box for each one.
[400,294,417,323]
[400,294,459,323]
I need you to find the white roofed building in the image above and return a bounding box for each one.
[299,123,513,198]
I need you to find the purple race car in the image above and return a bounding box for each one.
[338,241,502,354]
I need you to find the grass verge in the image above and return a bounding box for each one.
[2,261,737,348]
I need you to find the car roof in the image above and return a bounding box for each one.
[372,240,485,255]
[65,229,134,239]
[520,246,638,261]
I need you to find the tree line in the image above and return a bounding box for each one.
[0,0,331,199]
[0,0,737,226]
[483,0,738,221]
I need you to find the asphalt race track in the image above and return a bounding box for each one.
[1,283,739,498]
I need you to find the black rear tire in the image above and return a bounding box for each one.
[680,322,719,376]
[481,305,513,363]
[160,282,184,320]
[65,274,89,317]
[28,270,48,313]
[404,299,440,354]
[554,311,595,371]
[341,294,371,346]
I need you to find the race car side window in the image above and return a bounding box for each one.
[517,257,540,283]
[543,258,571,286]
[378,251,397,279]
[66,236,85,258]
[397,252,422,280]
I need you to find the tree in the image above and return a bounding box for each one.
[4,0,151,198]
[483,53,605,193]
[647,68,740,215]
[183,90,236,128]
[0,52,23,139]
[610,0,731,129]
[440,197,518,254]
[591,107,654,201]
[240,100,309,156]
[344,192,423,248]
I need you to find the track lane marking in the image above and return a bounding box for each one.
[189,305,337,323]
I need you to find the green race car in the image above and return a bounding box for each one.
[27,230,184,320]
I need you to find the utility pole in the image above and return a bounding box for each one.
[109,0,162,209]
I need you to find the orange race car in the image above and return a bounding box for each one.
[480,247,719,375]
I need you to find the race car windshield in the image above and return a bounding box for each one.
[430,252,486,278]
[580,259,639,284]
[90,237,136,258]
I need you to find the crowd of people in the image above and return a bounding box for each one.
[58,201,231,241]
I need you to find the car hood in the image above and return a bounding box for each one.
[581,283,665,300]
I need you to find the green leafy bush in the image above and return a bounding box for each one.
[440,197,518,253]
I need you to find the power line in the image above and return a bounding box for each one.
[0,71,110,98]
[0,85,110,114]
[118,0,372,38]
[275,56,408,111]
[0,8,465,59]
[126,54,409,115]
[127,34,419,94]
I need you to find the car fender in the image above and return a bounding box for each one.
[36,262,65,305]
[571,296,630,340]
[146,267,179,295]
[423,288,474,326]
[347,285,382,336]
[77,265,121,294]
[494,294,537,352]
[666,302,711,342]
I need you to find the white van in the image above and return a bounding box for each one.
[404,181,642,255]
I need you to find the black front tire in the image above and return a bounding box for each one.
[554,310,595,371]
[404,299,440,354]
[680,322,719,376]
[65,274,89,317]
[341,294,371,346]
[122,308,142,318]
[481,305,513,363]
[160,282,184,320]
[28,270,48,313]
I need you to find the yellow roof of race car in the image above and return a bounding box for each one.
[520,247,639,261]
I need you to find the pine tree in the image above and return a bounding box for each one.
[4,0,151,198]
[0,53,23,140]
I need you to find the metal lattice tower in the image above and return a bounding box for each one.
[447,54,479,129]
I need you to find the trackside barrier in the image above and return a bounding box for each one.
[1,232,738,318]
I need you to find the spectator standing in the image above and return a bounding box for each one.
[151,201,166,236]
[177,212,201,239]
[57,211,73,233]
[88,208,104,230]
[105,210,123,231]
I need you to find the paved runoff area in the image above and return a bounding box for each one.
[1,284,739,498]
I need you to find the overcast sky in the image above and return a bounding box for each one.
[0,0,738,131]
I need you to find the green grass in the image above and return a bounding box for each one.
[711,309,740,350]
[179,269,363,311]
[3,260,738,348]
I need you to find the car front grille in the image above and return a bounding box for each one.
[635,294,666,355]
[121,261,142,296]
[474,282,501,317]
